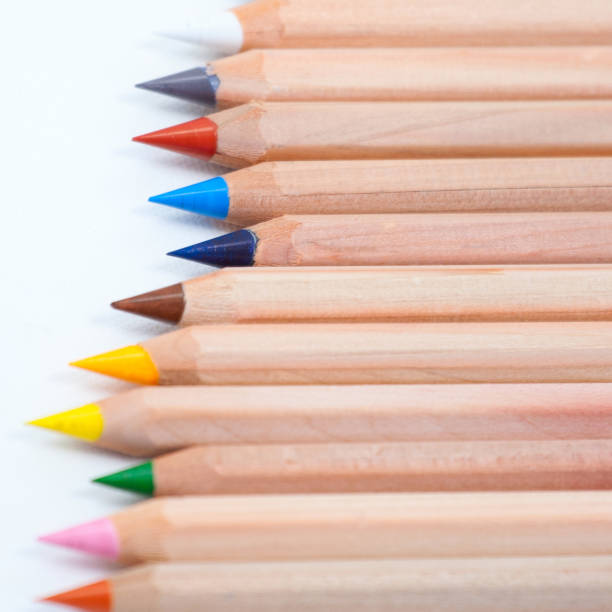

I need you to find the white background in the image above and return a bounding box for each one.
[1,1,246,607]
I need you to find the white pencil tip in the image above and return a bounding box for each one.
[154,12,243,55]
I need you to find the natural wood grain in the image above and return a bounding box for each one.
[248,213,612,266]
[153,439,612,495]
[224,158,612,224]
[211,101,612,167]
[212,47,612,107]
[233,0,612,49]
[108,557,612,612]
[98,383,612,457]
[112,491,612,563]
[180,266,612,324]
[141,321,612,385]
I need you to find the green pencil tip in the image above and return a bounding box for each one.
[94,461,154,495]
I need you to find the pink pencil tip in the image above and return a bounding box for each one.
[39,518,120,560]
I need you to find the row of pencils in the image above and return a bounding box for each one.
[36,1,612,610]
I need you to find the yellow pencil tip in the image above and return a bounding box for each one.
[28,404,105,442]
[71,345,159,385]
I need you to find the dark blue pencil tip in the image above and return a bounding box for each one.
[149,177,230,219]
[136,67,219,106]
[168,229,257,267]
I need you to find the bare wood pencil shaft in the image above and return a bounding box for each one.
[213,48,612,107]
[180,266,612,325]
[250,213,612,266]
[153,439,612,496]
[234,0,612,49]
[143,322,612,385]
[112,492,612,563]
[107,557,612,612]
[212,101,612,168]
[225,158,612,224]
[98,383,612,457]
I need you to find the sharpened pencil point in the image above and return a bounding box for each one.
[112,283,185,324]
[39,519,120,560]
[137,67,219,106]
[94,462,154,496]
[28,404,104,442]
[149,176,230,219]
[71,346,159,385]
[168,229,257,267]
[42,581,111,612]
[133,116,218,160]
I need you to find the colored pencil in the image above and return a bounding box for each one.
[150,158,612,225]
[42,556,612,612]
[29,383,612,457]
[69,321,612,386]
[94,439,612,496]
[137,47,612,107]
[167,0,612,53]
[132,101,612,167]
[168,213,612,268]
[38,491,612,563]
[112,265,612,325]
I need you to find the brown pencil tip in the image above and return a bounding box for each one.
[112,283,185,324]
[42,580,111,612]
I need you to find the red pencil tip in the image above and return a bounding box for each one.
[42,580,111,612]
[133,116,217,160]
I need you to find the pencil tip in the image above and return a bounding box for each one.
[27,405,104,442]
[39,519,119,560]
[94,462,154,496]
[149,176,230,219]
[133,116,218,160]
[154,11,243,55]
[42,580,111,612]
[71,346,159,385]
[112,283,185,324]
[137,67,218,106]
[168,229,257,267]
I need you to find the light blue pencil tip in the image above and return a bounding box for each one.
[150,176,230,219]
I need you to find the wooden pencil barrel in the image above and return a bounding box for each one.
[213,47,612,107]
[143,321,612,385]
[180,266,612,324]
[212,101,612,168]
[223,158,612,224]
[108,557,612,612]
[152,439,612,495]
[112,491,612,563]
[97,383,612,457]
[233,0,612,49]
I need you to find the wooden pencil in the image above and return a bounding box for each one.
[150,158,612,225]
[30,383,612,457]
[178,0,612,52]
[137,47,612,107]
[168,213,612,268]
[112,265,612,325]
[133,101,612,167]
[71,321,612,386]
[95,439,612,496]
[39,491,612,563]
[43,556,612,612]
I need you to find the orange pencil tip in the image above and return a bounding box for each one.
[42,580,111,612]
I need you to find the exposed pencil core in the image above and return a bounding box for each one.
[94,462,154,496]
[112,284,185,324]
[137,67,219,106]
[149,177,230,219]
[168,229,257,267]
[39,518,120,559]
[42,580,111,612]
[71,346,159,385]
[28,404,104,442]
[133,116,217,160]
